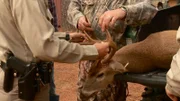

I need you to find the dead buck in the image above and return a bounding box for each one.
[81,30,179,96]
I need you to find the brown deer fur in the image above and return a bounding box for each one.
[81,30,179,96]
[112,30,179,73]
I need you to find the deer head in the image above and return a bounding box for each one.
[79,30,128,96]
[80,60,128,96]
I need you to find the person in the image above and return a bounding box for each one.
[165,27,180,101]
[67,0,158,100]
[47,0,60,101]
[0,0,111,101]
[48,0,59,32]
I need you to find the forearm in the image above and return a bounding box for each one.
[67,0,84,28]
[123,0,157,26]
[41,35,98,63]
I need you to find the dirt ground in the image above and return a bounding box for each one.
[54,63,145,101]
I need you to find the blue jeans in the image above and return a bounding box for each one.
[49,66,59,101]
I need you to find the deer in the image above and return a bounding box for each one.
[80,30,179,98]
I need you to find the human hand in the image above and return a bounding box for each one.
[98,8,126,32]
[165,88,178,101]
[77,16,93,31]
[94,42,109,59]
[69,32,87,42]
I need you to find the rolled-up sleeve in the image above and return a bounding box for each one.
[166,54,180,97]
[123,0,157,26]
[166,28,180,97]
[11,0,98,63]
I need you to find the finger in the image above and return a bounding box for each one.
[83,21,91,27]
[101,16,112,32]
[106,47,109,53]
[78,23,83,30]
[71,35,85,43]
[82,34,89,41]
[101,21,106,32]
[166,89,178,101]
[72,39,84,43]
[79,34,89,42]
[78,23,86,31]
[109,17,118,28]
[77,33,86,38]
[98,14,105,27]
[169,95,178,101]
[84,27,93,31]
[77,38,85,42]
[167,94,178,101]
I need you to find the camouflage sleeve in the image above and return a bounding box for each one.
[67,0,84,28]
[123,0,158,26]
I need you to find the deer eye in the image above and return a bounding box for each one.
[97,73,104,78]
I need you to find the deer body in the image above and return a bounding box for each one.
[81,30,179,96]
[112,30,179,73]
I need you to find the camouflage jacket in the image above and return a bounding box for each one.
[67,0,158,45]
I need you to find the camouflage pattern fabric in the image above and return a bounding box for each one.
[67,0,161,101]
[67,0,158,44]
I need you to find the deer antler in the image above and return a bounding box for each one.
[101,30,117,63]
[78,31,99,45]
[81,30,117,63]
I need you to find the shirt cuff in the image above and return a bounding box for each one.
[54,32,66,38]
[166,77,180,97]
[81,45,98,60]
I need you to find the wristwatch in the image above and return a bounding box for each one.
[65,33,70,41]
[58,32,71,41]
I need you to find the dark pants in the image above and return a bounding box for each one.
[49,67,59,101]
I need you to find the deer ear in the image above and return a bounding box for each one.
[109,60,127,73]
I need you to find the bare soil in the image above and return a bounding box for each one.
[54,62,145,101]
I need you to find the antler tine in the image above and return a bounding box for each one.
[88,60,101,74]
[79,31,98,45]
[105,30,112,42]
[101,30,117,63]
[83,31,97,44]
